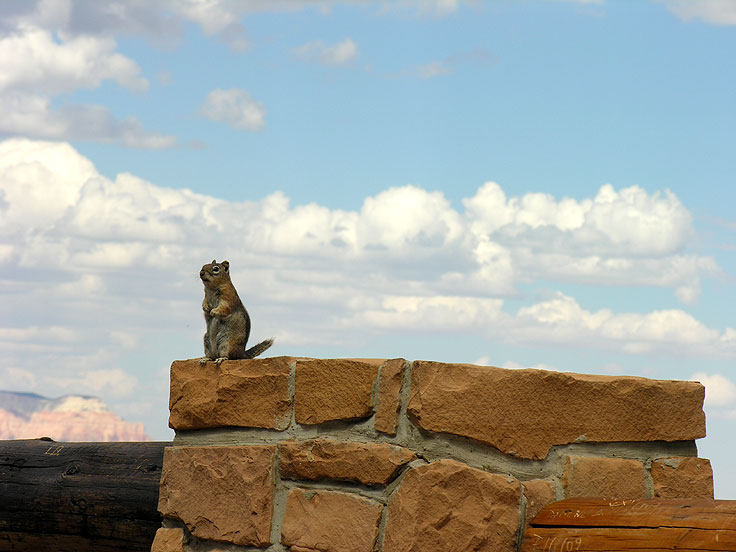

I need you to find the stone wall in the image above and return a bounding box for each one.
[152,357,713,552]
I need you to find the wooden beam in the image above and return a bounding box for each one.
[523,498,736,552]
[0,439,169,552]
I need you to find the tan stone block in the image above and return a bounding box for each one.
[562,456,646,499]
[522,479,557,532]
[168,357,291,431]
[374,359,406,435]
[651,457,714,498]
[294,359,379,424]
[383,459,521,552]
[408,361,705,459]
[281,489,382,552]
[151,528,185,552]
[158,446,275,546]
[278,438,415,485]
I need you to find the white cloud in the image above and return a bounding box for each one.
[381,0,463,17]
[4,367,37,389]
[0,20,175,147]
[82,369,138,397]
[392,49,493,80]
[0,1,468,53]
[691,372,736,407]
[660,0,736,26]
[0,93,177,148]
[480,359,557,371]
[200,88,266,131]
[0,137,731,399]
[690,372,736,420]
[0,326,80,344]
[293,38,359,65]
[514,293,734,356]
[415,60,452,79]
[464,182,693,256]
[0,25,147,94]
[0,139,717,304]
[462,181,716,302]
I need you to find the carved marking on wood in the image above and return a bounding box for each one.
[44,445,64,456]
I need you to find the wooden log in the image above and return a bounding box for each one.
[522,498,736,552]
[0,439,169,552]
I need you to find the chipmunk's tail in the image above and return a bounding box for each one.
[244,338,274,359]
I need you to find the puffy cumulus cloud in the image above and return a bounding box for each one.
[463,181,715,302]
[0,7,176,148]
[0,25,147,95]
[43,367,139,398]
[1,138,733,396]
[465,182,692,256]
[0,93,177,148]
[690,372,736,420]
[351,296,506,332]
[0,139,718,301]
[660,0,736,26]
[199,88,266,131]
[514,293,734,356]
[692,372,736,407]
[0,1,467,51]
[0,326,80,350]
[293,38,359,65]
[357,186,463,252]
[81,368,138,397]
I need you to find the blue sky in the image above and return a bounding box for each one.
[1,0,735,496]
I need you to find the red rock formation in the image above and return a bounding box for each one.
[0,391,149,442]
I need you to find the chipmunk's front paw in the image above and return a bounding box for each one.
[214,357,228,365]
[199,357,212,365]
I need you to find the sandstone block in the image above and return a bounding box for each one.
[151,528,185,552]
[651,457,714,498]
[158,446,275,547]
[562,456,646,499]
[383,459,521,552]
[374,359,406,435]
[294,359,379,424]
[408,361,705,459]
[523,479,557,532]
[278,438,415,485]
[168,357,291,431]
[281,489,383,552]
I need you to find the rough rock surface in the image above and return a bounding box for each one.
[0,391,148,441]
[408,361,705,459]
[0,409,148,441]
[651,457,714,498]
[278,438,416,485]
[150,528,185,552]
[562,456,646,499]
[523,479,557,531]
[281,489,383,552]
[374,359,406,435]
[168,357,291,430]
[383,459,521,552]
[294,359,379,424]
[158,445,275,546]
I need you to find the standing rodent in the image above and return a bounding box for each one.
[199,259,273,363]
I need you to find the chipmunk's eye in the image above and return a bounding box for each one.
[212,266,220,274]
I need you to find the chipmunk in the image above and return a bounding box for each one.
[199,260,273,364]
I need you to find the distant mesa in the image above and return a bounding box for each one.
[0,390,149,442]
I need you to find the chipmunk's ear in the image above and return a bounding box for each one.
[211,259,216,264]
[221,260,229,272]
